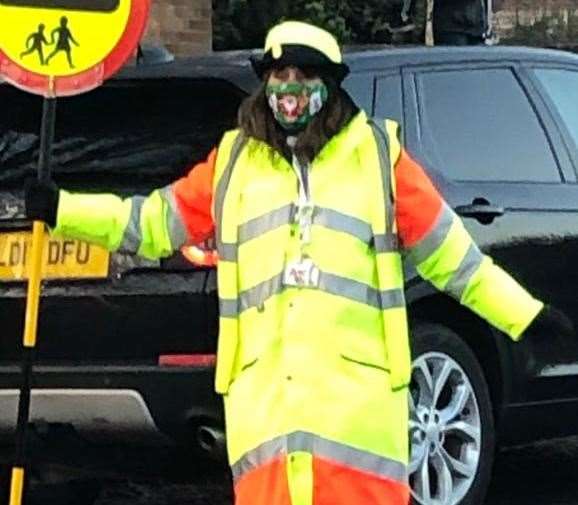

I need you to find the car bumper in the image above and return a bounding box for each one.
[0,365,223,447]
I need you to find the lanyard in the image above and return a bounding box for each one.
[292,154,314,246]
[284,141,320,288]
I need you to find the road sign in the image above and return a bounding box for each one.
[0,0,150,96]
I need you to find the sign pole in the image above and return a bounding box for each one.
[485,0,495,45]
[9,90,57,505]
[0,2,151,501]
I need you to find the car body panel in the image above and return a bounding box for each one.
[2,45,578,448]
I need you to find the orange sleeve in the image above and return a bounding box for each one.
[395,149,444,249]
[171,148,217,245]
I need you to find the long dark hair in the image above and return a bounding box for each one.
[238,75,359,165]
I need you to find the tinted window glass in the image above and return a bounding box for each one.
[534,69,578,153]
[0,79,242,192]
[375,74,403,124]
[343,73,373,114]
[416,68,560,182]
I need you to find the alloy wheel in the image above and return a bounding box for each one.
[409,351,482,505]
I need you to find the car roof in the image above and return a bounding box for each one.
[345,44,578,70]
[114,49,261,94]
[3,45,577,94]
[112,45,578,94]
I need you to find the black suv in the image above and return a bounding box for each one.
[2,46,578,505]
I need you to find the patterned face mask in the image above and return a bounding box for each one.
[266,81,329,132]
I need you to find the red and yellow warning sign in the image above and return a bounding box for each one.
[0,0,150,96]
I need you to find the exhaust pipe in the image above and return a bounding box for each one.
[197,425,227,460]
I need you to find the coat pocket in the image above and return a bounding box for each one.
[227,349,260,389]
[339,331,389,373]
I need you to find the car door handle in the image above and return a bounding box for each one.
[454,201,504,224]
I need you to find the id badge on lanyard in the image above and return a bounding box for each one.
[283,257,320,288]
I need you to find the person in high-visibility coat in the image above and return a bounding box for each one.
[26,21,573,505]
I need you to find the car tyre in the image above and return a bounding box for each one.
[409,322,495,505]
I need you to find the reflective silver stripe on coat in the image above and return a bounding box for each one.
[374,232,399,253]
[313,207,374,245]
[238,205,294,243]
[159,186,188,250]
[219,299,238,319]
[218,273,285,318]
[405,204,454,266]
[219,243,238,262]
[220,271,404,318]
[231,431,408,484]
[368,119,395,234]
[239,273,285,312]
[214,133,247,259]
[445,244,484,301]
[238,205,376,247]
[219,298,240,319]
[118,196,146,253]
[319,272,404,310]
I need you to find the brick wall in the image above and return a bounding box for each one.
[495,0,578,48]
[142,0,212,57]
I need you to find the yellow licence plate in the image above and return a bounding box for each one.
[0,231,110,281]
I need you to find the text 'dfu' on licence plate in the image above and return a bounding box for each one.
[0,231,109,281]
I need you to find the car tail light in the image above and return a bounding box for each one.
[158,354,216,367]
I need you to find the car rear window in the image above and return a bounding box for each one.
[414,67,561,183]
[534,68,578,157]
[0,78,243,193]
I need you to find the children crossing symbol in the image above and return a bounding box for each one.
[0,0,149,96]
[20,16,79,68]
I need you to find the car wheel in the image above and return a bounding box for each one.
[409,322,495,505]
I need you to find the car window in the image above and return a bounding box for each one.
[415,68,560,183]
[375,74,403,125]
[533,69,578,154]
[0,79,243,192]
[343,73,373,114]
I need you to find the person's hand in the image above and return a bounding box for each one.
[520,305,576,373]
[25,178,59,228]
[522,304,575,342]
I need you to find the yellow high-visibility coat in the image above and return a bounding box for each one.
[54,111,542,505]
